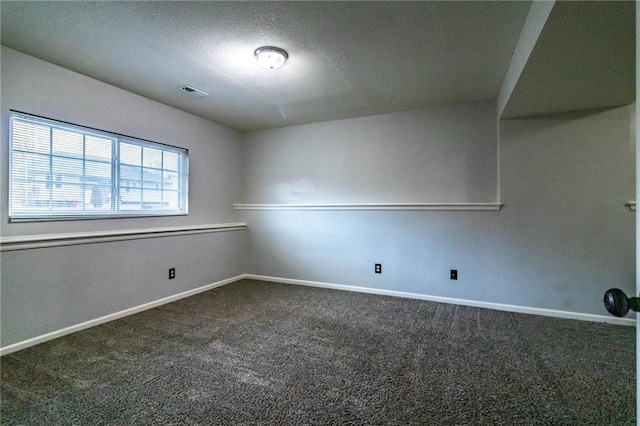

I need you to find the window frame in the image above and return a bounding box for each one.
[8,111,189,222]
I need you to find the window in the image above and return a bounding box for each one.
[9,112,188,221]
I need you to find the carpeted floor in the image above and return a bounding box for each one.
[1,279,635,425]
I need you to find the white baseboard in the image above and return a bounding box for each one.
[243,274,636,327]
[3,273,632,356]
[0,274,246,356]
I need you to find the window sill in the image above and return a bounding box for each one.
[8,212,188,223]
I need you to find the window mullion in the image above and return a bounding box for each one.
[48,126,53,210]
[179,154,184,211]
[160,151,165,209]
[113,139,119,212]
[82,135,86,211]
[140,147,145,210]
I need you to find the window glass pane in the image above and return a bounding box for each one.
[12,152,50,182]
[87,185,111,210]
[11,181,49,210]
[85,161,112,184]
[163,190,179,209]
[163,171,179,189]
[163,151,179,171]
[120,142,141,166]
[142,189,162,209]
[141,168,162,188]
[143,147,163,169]
[52,157,83,180]
[85,136,112,161]
[120,164,141,182]
[52,128,83,157]
[119,188,142,210]
[11,120,50,154]
[50,183,82,208]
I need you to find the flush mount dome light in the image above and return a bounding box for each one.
[254,46,288,70]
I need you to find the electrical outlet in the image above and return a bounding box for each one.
[450,269,458,280]
[169,268,176,279]
[375,264,382,274]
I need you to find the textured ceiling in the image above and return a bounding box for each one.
[1,1,531,131]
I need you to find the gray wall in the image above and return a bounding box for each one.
[1,47,242,236]
[1,48,245,347]
[1,231,245,345]
[1,46,635,347]
[240,101,635,316]
[242,101,498,204]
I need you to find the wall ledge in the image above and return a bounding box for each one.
[0,223,247,251]
[233,203,503,211]
[625,201,636,211]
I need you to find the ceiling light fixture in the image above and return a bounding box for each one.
[254,46,288,70]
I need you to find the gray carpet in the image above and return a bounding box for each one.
[1,279,635,425]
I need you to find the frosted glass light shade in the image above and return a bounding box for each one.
[254,46,288,70]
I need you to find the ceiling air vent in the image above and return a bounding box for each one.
[180,85,208,99]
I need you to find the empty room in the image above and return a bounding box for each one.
[0,1,637,424]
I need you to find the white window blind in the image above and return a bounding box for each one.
[9,112,189,221]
